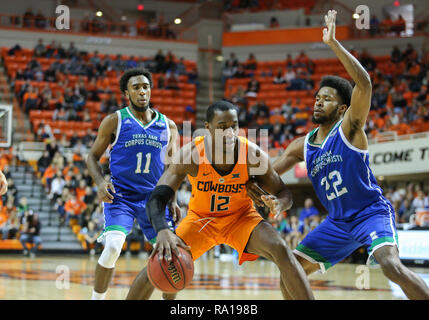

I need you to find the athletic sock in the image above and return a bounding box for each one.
[91,290,107,300]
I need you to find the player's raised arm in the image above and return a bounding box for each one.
[147,142,195,261]
[247,143,293,217]
[86,113,117,203]
[247,137,304,206]
[323,10,372,146]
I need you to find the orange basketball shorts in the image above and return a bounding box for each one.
[175,205,263,265]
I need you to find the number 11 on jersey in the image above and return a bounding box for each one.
[135,152,151,174]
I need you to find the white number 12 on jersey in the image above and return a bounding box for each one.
[320,170,348,200]
[135,152,151,174]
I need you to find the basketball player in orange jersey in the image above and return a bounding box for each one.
[126,100,314,300]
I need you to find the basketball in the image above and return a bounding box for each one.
[147,247,194,293]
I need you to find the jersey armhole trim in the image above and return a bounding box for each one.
[338,125,369,154]
[303,133,310,165]
[111,110,121,147]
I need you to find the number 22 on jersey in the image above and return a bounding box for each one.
[320,170,348,200]
[135,152,151,174]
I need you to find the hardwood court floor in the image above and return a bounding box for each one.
[0,254,428,300]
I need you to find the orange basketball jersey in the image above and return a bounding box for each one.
[187,136,253,216]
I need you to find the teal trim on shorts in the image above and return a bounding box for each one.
[295,243,332,271]
[97,225,129,241]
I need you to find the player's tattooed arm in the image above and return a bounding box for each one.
[247,142,293,217]
[323,10,371,149]
[86,113,118,203]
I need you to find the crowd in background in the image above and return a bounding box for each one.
[223,44,429,149]
[8,40,198,139]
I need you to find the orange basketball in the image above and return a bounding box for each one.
[147,247,194,293]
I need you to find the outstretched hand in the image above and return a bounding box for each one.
[97,180,116,203]
[261,195,285,219]
[323,10,337,45]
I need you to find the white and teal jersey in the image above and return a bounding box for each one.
[304,120,385,220]
[109,107,170,201]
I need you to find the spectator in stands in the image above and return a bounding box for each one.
[295,51,311,69]
[299,198,319,226]
[397,198,414,223]
[23,86,39,113]
[270,16,279,28]
[136,17,148,36]
[23,8,35,27]
[284,66,296,83]
[177,182,192,214]
[412,190,429,210]
[359,49,376,71]
[225,52,239,68]
[67,41,79,59]
[154,49,166,73]
[49,174,65,203]
[165,69,180,90]
[245,77,260,97]
[403,43,417,65]
[285,215,301,250]
[34,38,46,57]
[91,204,104,231]
[54,197,66,225]
[222,60,237,86]
[286,72,306,90]
[391,45,402,63]
[34,11,47,29]
[176,57,187,76]
[64,191,87,226]
[392,15,406,35]
[273,67,286,84]
[125,221,147,258]
[187,66,200,90]
[233,64,247,78]
[369,15,380,36]
[255,100,270,118]
[81,220,102,255]
[244,53,258,71]
[381,15,394,34]
[17,197,29,216]
[20,212,42,258]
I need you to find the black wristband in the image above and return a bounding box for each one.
[147,185,175,232]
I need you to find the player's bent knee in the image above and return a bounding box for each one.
[98,232,126,269]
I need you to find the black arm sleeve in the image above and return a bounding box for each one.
[147,185,175,232]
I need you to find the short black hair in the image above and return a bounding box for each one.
[318,75,353,107]
[119,68,153,93]
[206,100,238,123]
